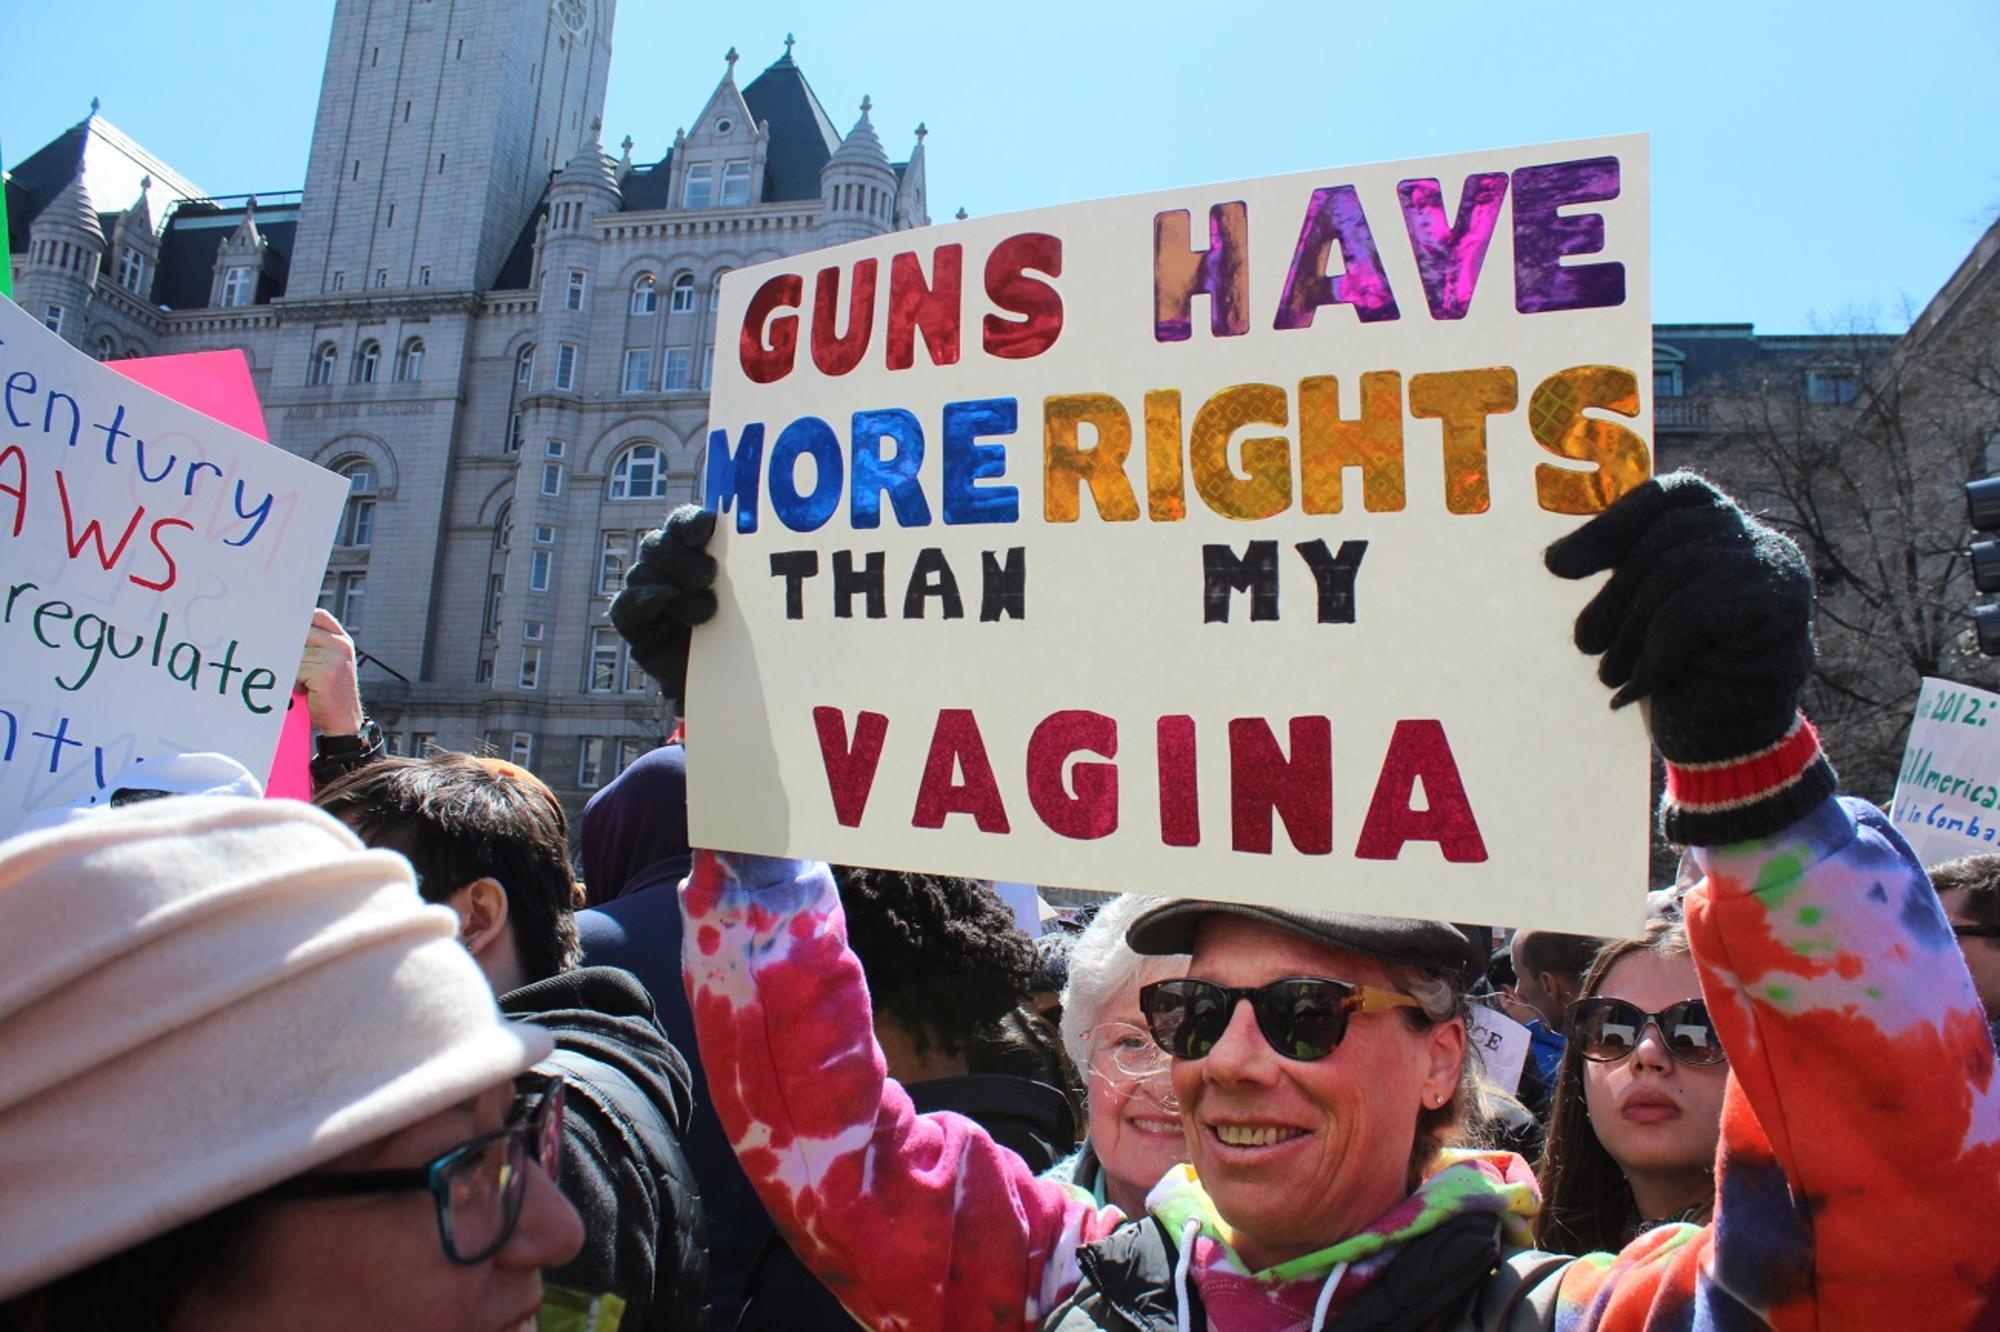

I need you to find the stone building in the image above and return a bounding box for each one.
[5,2,931,812]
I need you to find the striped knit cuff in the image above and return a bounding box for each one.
[1660,713,1838,847]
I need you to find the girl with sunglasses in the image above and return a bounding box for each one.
[1534,922,1727,1254]
[641,476,2000,1330]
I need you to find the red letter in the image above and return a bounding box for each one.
[813,706,889,827]
[1026,710,1118,840]
[1228,717,1332,855]
[886,245,963,370]
[810,259,877,377]
[1157,715,1200,847]
[740,273,803,384]
[56,471,145,572]
[0,444,25,538]
[912,708,1010,833]
[1353,720,1488,862]
[982,232,1063,360]
[130,516,194,592]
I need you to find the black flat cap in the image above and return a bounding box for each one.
[1125,899,1486,984]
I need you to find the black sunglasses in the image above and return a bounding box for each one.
[1139,976,1420,1062]
[269,1071,565,1265]
[1568,997,1725,1067]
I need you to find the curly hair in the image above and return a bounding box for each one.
[832,866,1038,1058]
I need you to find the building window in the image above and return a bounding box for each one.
[117,248,146,292]
[518,645,541,690]
[523,620,545,642]
[507,411,524,453]
[477,656,495,682]
[533,523,556,544]
[338,462,377,547]
[565,269,586,311]
[516,344,536,385]
[577,736,605,788]
[669,272,698,313]
[529,548,552,591]
[616,738,645,773]
[332,270,346,291]
[374,268,389,289]
[94,335,115,361]
[587,628,621,692]
[544,440,567,460]
[598,530,631,594]
[221,268,252,308]
[721,159,752,207]
[682,164,713,209]
[354,341,381,384]
[1805,369,1860,406]
[631,273,658,314]
[396,338,425,382]
[609,444,669,500]
[494,500,513,552]
[311,342,338,386]
[700,345,715,390]
[663,347,691,391]
[510,730,535,764]
[1653,364,1682,398]
[541,462,564,497]
[483,572,504,635]
[622,348,652,392]
[319,571,368,633]
[554,343,578,390]
[419,265,432,285]
[42,305,64,335]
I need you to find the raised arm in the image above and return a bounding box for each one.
[680,850,1122,1332]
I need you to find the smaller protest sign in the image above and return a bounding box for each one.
[1891,676,2000,865]
[1466,1002,1531,1095]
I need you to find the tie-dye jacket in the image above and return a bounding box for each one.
[680,794,2000,1331]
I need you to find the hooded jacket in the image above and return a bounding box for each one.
[500,965,709,1332]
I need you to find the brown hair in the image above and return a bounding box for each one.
[1930,853,2000,927]
[1532,919,1697,1254]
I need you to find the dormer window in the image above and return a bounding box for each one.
[220,268,253,308]
[682,164,713,209]
[117,248,146,293]
[721,160,751,206]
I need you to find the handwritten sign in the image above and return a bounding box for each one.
[0,295,346,837]
[1891,676,2000,865]
[687,135,1652,935]
[1466,1002,1533,1095]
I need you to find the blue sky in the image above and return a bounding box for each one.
[5,1,1994,331]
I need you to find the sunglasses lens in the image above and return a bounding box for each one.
[1573,999,1642,1062]
[1253,980,1352,1061]
[1142,980,1229,1058]
[1660,1001,1724,1065]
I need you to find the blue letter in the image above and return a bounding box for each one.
[941,398,1019,525]
[705,423,765,534]
[851,408,932,529]
[768,416,844,533]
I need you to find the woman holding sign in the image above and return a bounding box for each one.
[627,476,2000,1330]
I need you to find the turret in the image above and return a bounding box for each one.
[20,167,104,346]
[818,97,897,248]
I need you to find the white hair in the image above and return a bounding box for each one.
[1057,894,1189,1070]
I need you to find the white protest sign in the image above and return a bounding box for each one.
[1890,676,2000,864]
[688,134,1652,936]
[0,296,347,836]
[1466,1002,1532,1095]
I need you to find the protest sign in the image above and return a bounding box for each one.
[1466,1003,1532,1096]
[687,134,1653,935]
[1891,677,2000,864]
[0,295,347,836]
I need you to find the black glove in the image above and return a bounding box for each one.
[1546,471,1835,843]
[609,504,718,702]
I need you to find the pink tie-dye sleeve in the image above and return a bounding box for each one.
[680,849,1122,1332]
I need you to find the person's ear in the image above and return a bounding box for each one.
[450,877,511,958]
[1423,1017,1468,1111]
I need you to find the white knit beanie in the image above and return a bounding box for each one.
[0,795,554,1301]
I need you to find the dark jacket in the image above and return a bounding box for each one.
[501,966,709,1332]
[736,1073,1078,1332]
[576,743,773,1326]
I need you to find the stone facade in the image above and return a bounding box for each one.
[6,4,930,816]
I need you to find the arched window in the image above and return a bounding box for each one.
[338,461,378,547]
[631,273,658,315]
[94,335,115,362]
[516,343,536,386]
[710,268,731,311]
[494,499,513,552]
[609,443,670,500]
[311,342,338,386]
[669,272,697,313]
[396,338,425,382]
[354,341,381,384]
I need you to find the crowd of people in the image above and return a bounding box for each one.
[3,472,1999,1331]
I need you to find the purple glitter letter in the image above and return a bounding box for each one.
[1397,173,1508,321]
[1153,203,1250,342]
[1513,157,1625,314]
[1274,186,1400,330]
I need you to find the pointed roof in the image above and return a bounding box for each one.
[39,169,105,243]
[555,123,618,192]
[4,111,202,257]
[742,41,842,202]
[825,96,890,175]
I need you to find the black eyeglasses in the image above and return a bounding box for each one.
[1953,923,2000,940]
[1568,997,1725,1067]
[1139,976,1420,1062]
[269,1071,565,1265]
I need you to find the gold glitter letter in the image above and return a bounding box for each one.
[1529,365,1652,515]
[1298,372,1404,515]
[1408,368,1517,515]
[1190,384,1291,521]
[1043,394,1138,523]
[1144,390,1187,522]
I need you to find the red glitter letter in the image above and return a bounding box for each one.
[1026,710,1118,840]
[1353,720,1488,862]
[813,706,889,827]
[912,708,1011,833]
[1228,717,1332,855]
[740,273,803,384]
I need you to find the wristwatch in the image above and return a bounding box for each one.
[310,716,388,788]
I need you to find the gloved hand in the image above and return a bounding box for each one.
[1545,471,1835,844]
[609,504,718,703]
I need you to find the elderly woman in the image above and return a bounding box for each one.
[1048,896,1191,1215]
[0,796,585,1331]
[660,478,2000,1329]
